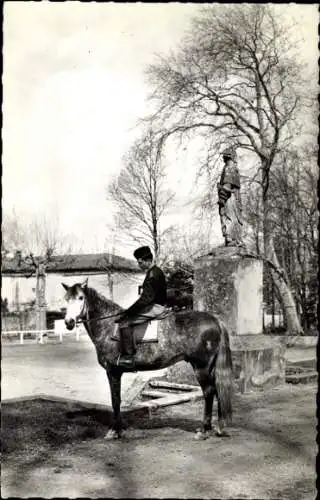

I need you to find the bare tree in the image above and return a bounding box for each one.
[145,4,316,334]
[267,148,318,332]
[160,219,212,268]
[2,211,76,331]
[95,253,140,302]
[108,127,175,260]
[241,181,263,255]
[243,143,318,332]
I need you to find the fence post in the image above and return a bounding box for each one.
[39,332,43,344]
[59,331,63,343]
[20,332,24,345]
[76,327,80,341]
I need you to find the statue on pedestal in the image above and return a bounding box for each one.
[217,146,244,247]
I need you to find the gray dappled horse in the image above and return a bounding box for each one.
[62,279,233,440]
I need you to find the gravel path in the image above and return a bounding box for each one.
[2,338,316,405]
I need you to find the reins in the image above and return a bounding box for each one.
[71,286,173,334]
[77,311,121,325]
[76,307,170,326]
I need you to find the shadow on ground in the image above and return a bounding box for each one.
[1,384,317,499]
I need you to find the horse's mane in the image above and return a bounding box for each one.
[86,286,123,312]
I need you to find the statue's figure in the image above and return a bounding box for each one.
[217,146,244,247]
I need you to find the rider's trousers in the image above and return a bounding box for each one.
[118,304,165,355]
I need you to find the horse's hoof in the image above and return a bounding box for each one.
[214,427,230,438]
[194,430,208,441]
[205,428,214,437]
[104,429,122,440]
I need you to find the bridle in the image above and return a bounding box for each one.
[69,293,172,334]
[73,295,121,327]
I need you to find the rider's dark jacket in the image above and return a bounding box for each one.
[122,264,167,319]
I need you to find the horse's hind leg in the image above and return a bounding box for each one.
[192,366,215,440]
[214,397,230,437]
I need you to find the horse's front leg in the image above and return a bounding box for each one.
[105,365,123,440]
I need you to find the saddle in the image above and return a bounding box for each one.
[111,308,172,344]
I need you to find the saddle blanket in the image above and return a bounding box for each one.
[112,321,159,344]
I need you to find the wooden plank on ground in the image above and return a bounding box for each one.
[122,374,151,407]
[141,390,169,399]
[149,380,198,391]
[141,389,203,410]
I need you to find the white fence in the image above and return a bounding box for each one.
[2,329,61,344]
[2,320,86,345]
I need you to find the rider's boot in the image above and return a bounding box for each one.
[117,326,136,368]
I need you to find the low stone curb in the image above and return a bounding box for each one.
[1,388,204,413]
[1,394,150,415]
[285,371,318,384]
[286,358,316,369]
[1,394,112,410]
[286,336,318,348]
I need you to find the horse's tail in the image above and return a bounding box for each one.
[215,320,233,425]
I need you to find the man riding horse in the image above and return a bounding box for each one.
[115,245,167,368]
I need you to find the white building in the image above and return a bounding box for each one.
[2,252,145,313]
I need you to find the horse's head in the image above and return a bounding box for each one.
[62,278,89,330]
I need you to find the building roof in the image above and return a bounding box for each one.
[2,252,140,275]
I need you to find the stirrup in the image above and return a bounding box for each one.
[116,354,136,369]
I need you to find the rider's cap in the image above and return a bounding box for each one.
[133,246,153,261]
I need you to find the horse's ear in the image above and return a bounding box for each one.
[81,277,88,289]
[61,283,69,291]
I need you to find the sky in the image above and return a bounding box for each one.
[2,2,318,259]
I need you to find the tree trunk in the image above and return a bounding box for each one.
[107,272,114,301]
[262,163,303,336]
[264,232,303,335]
[153,223,159,262]
[35,263,47,331]
[107,253,114,301]
[15,282,23,330]
[271,279,275,330]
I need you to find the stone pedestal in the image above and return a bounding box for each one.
[230,335,286,393]
[164,247,285,393]
[193,246,262,335]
